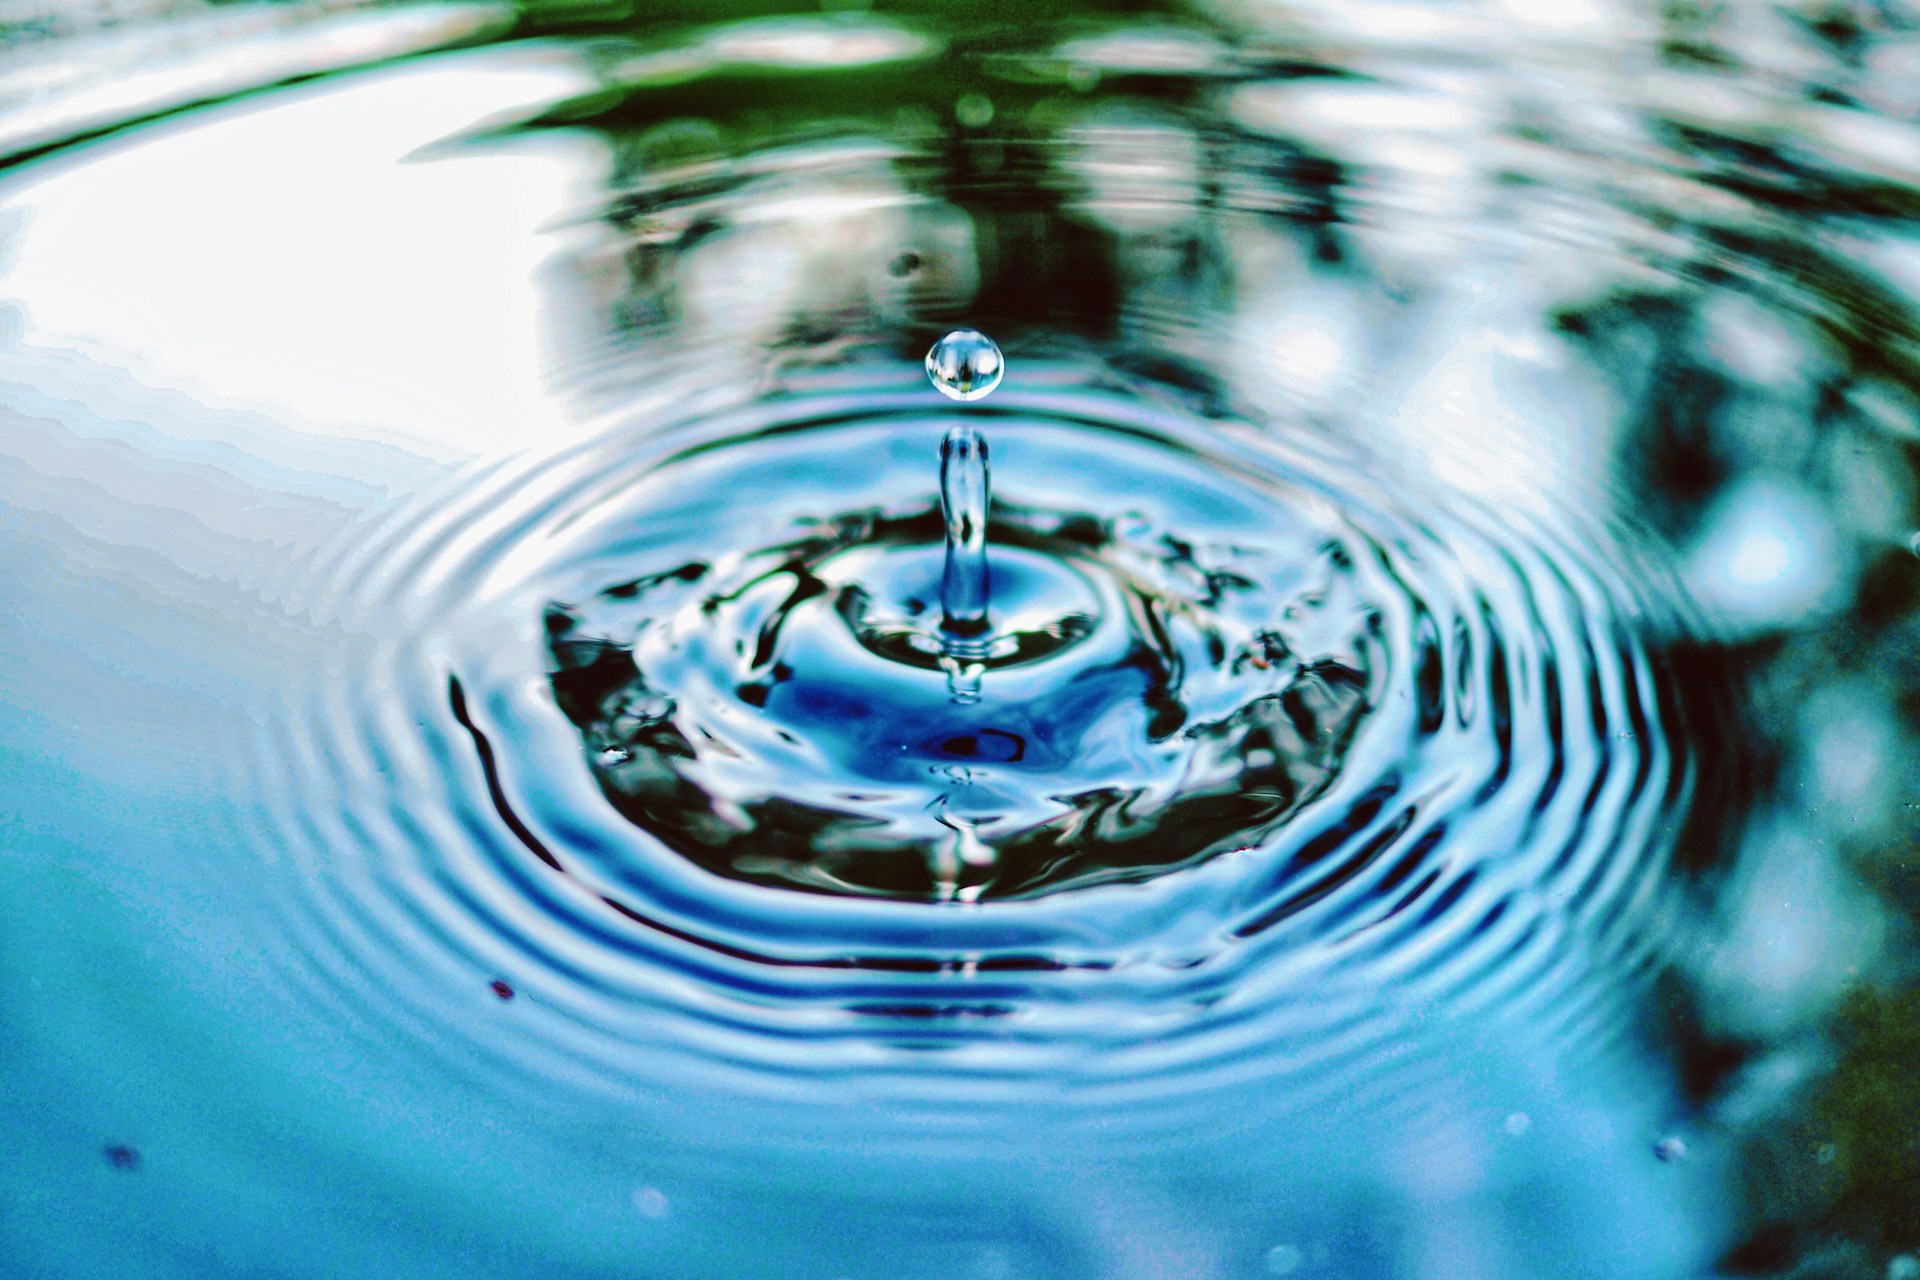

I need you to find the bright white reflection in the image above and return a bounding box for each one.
[0,45,603,460]
[1378,288,1605,514]
[703,17,936,69]
[1683,477,1844,633]
[1700,816,1885,1038]
[1055,28,1228,75]
[0,3,514,162]
[1233,281,1360,406]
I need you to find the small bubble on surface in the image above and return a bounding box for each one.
[1815,1142,1838,1166]
[926,329,1004,402]
[103,1144,139,1171]
[955,93,994,128]
[1654,1136,1688,1164]
[1265,1244,1304,1275]
[973,1248,1014,1280]
[1908,531,1920,557]
[632,1186,670,1219]
[1504,1112,1532,1136]
[490,979,515,1001]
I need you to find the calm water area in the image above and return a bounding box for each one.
[3,1,1920,1277]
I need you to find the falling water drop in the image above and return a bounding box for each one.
[925,329,1004,402]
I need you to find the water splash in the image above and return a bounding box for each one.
[250,366,1692,1113]
[528,389,1401,901]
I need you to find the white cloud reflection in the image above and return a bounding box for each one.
[0,43,603,461]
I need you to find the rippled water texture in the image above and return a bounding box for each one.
[5,3,1920,1278]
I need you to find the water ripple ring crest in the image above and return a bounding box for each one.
[261,366,1690,1100]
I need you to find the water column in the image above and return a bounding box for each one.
[937,422,991,703]
[926,328,1005,703]
[940,423,991,637]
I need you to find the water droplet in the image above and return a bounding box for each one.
[955,93,994,128]
[103,1144,139,1171]
[1265,1244,1304,1275]
[632,1186,670,1219]
[1907,530,1920,557]
[1888,1255,1920,1280]
[1503,1112,1532,1136]
[490,979,515,1001]
[925,329,1004,402]
[1654,1136,1688,1164]
[1815,1142,1838,1166]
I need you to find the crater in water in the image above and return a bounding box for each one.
[541,410,1374,900]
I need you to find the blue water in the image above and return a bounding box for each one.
[4,3,1920,1277]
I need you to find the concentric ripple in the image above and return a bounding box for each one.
[246,362,1694,1118]
[541,411,1375,901]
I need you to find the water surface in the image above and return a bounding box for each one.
[3,2,1920,1277]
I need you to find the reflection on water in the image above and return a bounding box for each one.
[2,1,1920,1277]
